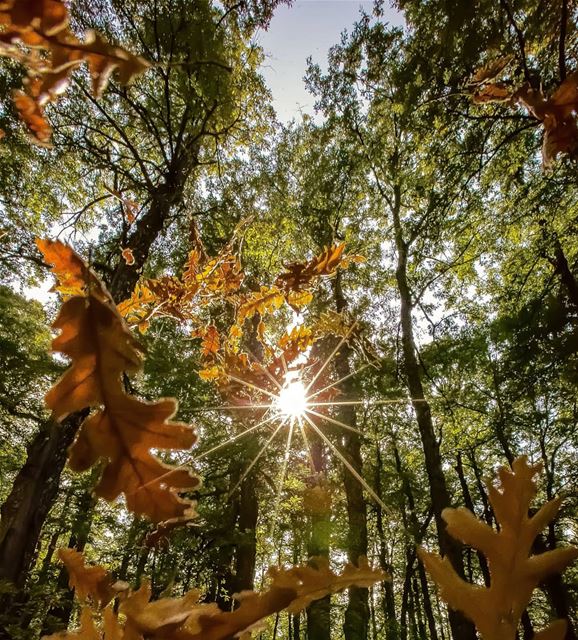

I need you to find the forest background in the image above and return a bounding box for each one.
[1,1,578,640]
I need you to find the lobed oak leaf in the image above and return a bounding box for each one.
[58,548,120,607]
[37,237,99,298]
[121,581,203,635]
[117,283,157,329]
[419,456,578,640]
[40,239,198,522]
[0,0,149,143]
[236,286,285,324]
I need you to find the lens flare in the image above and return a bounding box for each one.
[276,379,307,418]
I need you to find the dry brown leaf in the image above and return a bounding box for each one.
[419,456,578,640]
[39,239,199,522]
[469,55,513,86]
[121,248,135,265]
[276,242,359,293]
[0,0,149,143]
[58,548,122,607]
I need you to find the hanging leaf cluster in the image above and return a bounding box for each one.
[0,0,150,144]
[469,57,578,167]
[37,238,199,524]
[419,456,578,640]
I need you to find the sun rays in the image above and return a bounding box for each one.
[143,330,417,520]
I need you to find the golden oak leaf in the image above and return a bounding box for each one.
[39,239,199,522]
[53,553,384,640]
[276,243,356,293]
[121,581,203,635]
[36,237,101,298]
[287,289,313,309]
[198,365,222,381]
[117,283,157,328]
[236,286,285,324]
[201,325,220,357]
[419,456,578,640]
[58,548,120,607]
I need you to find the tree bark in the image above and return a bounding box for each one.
[332,273,369,640]
[390,186,476,640]
[306,439,331,640]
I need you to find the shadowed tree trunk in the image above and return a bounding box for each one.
[306,438,331,640]
[390,184,476,640]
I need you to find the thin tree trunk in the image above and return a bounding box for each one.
[306,439,331,640]
[374,446,397,640]
[332,273,369,640]
[390,186,476,640]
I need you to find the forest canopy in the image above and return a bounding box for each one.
[1,1,578,640]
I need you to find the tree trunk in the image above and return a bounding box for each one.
[390,187,476,640]
[0,415,84,589]
[374,446,397,640]
[306,439,331,640]
[332,273,369,640]
[41,484,97,636]
[392,439,438,640]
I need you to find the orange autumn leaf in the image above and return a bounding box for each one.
[121,247,135,265]
[38,239,199,522]
[58,548,124,607]
[36,237,102,298]
[0,0,149,144]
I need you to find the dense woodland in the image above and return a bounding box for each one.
[1,1,578,639]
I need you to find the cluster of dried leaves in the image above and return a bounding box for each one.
[37,238,199,524]
[118,239,362,399]
[46,549,384,640]
[469,57,578,167]
[419,456,578,640]
[0,0,149,143]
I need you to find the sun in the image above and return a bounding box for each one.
[276,378,308,419]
